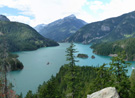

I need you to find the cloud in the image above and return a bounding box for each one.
[0,0,135,27]
[89,1,104,11]
[27,0,87,26]
[88,0,135,21]
[7,15,32,25]
[0,0,87,26]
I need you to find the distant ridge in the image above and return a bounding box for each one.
[37,14,87,42]
[66,11,135,44]
[34,24,46,32]
[0,15,59,52]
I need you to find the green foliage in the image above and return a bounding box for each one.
[25,90,37,98]
[0,41,24,71]
[0,53,23,71]
[89,64,112,93]
[25,65,97,98]
[0,21,58,52]
[91,38,135,61]
[109,51,131,98]
[65,43,79,98]
[0,39,19,98]
[38,76,61,98]
[18,93,23,98]
[129,69,135,98]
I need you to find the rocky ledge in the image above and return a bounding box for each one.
[87,87,119,98]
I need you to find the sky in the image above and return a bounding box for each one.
[0,0,135,27]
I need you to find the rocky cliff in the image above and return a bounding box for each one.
[87,87,119,98]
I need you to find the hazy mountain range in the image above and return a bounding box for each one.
[35,24,46,32]
[35,14,87,42]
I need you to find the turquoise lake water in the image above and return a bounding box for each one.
[7,43,135,97]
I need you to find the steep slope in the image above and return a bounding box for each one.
[39,14,87,42]
[0,21,59,52]
[91,38,135,61]
[0,15,10,21]
[34,24,46,32]
[67,11,135,44]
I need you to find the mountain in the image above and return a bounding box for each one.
[38,14,87,42]
[0,16,59,52]
[0,15,10,22]
[66,11,135,44]
[34,24,46,32]
[91,38,135,61]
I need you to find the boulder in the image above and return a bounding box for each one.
[87,87,119,98]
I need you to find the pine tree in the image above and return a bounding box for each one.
[129,69,135,98]
[0,36,17,98]
[0,37,9,98]
[89,63,112,93]
[109,51,131,98]
[65,43,78,98]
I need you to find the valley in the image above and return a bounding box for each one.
[8,43,135,97]
[0,8,135,98]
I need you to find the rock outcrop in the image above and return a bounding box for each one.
[0,15,10,21]
[87,87,119,98]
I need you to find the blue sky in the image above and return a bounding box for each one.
[0,0,134,27]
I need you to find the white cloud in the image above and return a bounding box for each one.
[0,0,87,26]
[89,1,104,11]
[28,0,87,26]
[0,0,135,27]
[88,0,135,22]
[7,15,32,25]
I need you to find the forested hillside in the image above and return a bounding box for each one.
[67,11,135,44]
[91,38,135,61]
[0,21,59,52]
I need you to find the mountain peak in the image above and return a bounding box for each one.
[38,14,86,42]
[68,14,76,18]
[66,10,135,44]
[34,24,46,32]
[64,14,76,19]
[0,15,10,22]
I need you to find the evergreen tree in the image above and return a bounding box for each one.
[129,69,135,98]
[96,64,111,89]
[37,76,61,98]
[18,93,23,98]
[109,51,131,98]
[65,43,78,98]
[0,37,18,98]
[0,37,10,98]
[89,63,112,94]
[25,90,34,98]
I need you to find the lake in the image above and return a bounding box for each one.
[8,43,135,97]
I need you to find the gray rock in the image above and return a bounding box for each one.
[87,87,119,98]
[101,25,110,31]
[0,15,10,21]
